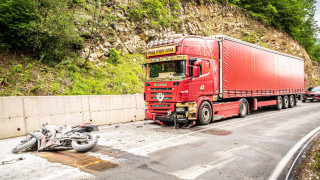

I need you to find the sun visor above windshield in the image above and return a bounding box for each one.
[145,55,188,64]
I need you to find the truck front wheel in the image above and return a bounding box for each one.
[197,101,212,125]
[275,96,283,110]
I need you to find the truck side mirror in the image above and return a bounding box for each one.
[192,60,201,78]
[194,60,201,66]
[193,66,200,77]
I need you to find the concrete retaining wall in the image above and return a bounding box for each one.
[0,94,145,139]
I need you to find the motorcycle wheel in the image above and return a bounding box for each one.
[12,137,37,153]
[71,134,98,153]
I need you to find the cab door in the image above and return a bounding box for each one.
[188,58,204,101]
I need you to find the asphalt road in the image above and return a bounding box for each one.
[1,102,320,180]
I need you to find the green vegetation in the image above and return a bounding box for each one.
[314,146,320,176]
[227,0,320,63]
[1,0,319,96]
[0,52,145,96]
[0,0,83,63]
[126,0,181,29]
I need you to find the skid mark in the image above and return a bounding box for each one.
[37,151,118,173]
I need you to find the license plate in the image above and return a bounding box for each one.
[307,98,313,100]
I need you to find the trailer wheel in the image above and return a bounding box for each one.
[197,101,212,126]
[288,95,295,108]
[275,96,283,110]
[239,99,248,118]
[294,97,298,106]
[283,96,289,109]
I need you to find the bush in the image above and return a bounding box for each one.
[127,0,181,28]
[108,48,123,65]
[0,0,35,48]
[0,0,83,63]
[229,0,320,62]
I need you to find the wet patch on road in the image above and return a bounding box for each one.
[91,145,125,158]
[37,151,118,173]
[91,145,149,166]
[189,127,232,136]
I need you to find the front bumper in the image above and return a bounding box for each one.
[145,110,188,123]
[303,95,320,101]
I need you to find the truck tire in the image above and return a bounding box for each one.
[288,95,295,108]
[294,95,299,106]
[239,99,248,118]
[283,96,289,109]
[12,137,37,153]
[72,134,98,153]
[275,96,283,110]
[197,101,212,125]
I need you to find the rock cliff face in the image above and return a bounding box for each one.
[83,0,319,87]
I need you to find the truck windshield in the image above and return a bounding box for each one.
[306,87,320,92]
[148,60,186,80]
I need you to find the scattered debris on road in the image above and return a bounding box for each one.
[1,157,25,165]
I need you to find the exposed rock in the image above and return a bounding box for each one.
[80,1,319,87]
[103,41,111,48]
[187,22,195,35]
[89,53,98,62]
[111,22,119,31]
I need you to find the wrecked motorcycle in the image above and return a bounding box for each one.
[12,123,99,153]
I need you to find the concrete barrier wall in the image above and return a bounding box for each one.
[0,94,145,139]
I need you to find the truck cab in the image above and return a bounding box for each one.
[144,34,220,126]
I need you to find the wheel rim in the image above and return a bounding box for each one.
[285,98,288,106]
[290,96,294,106]
[202,107,210,122]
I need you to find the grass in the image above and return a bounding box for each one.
[0,51,145,96]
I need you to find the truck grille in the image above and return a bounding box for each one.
[151,97,172,100]
[306,94,315,97]
[151,93,172,95]
[149,87,174,102]
[148,102,175,114]
[151,105,170,107]
[151,88,173,90]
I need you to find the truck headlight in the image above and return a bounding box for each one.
[176,107,186,112]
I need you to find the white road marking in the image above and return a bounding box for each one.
[173,157,236,179]
[285,131,320,180]
[129,104,320,154]
[268,125,320,180]
[171,145,249,179]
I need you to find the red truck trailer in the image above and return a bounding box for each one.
[144,35,304,128]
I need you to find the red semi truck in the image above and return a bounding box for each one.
[144,34,304,128]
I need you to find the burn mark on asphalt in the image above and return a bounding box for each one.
[37,151,118,173]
